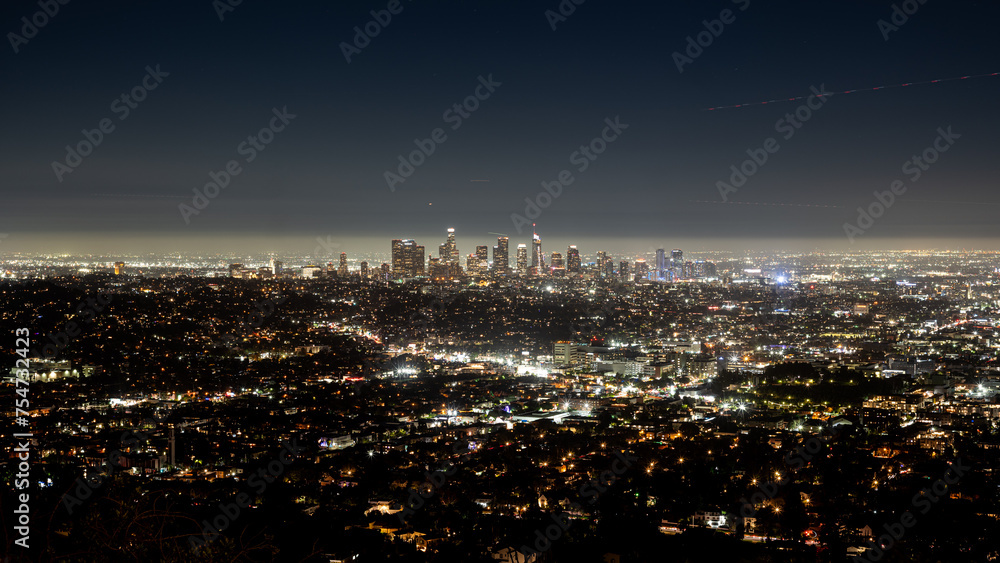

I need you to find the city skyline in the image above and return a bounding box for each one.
[4,2,1000,559]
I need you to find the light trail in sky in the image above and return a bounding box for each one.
[705,72,999,111]
[690,200,844,208]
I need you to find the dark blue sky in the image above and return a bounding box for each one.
[2,0,999,255]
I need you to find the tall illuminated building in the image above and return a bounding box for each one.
[635,259,648,281]
[428,257,447,280]
[597,251,609,278]
[693,260,717,278]
[567,246,581,274]
[439,228,459,264]
[114,261,125,275]
[656,249,666,281]
[269,258,282,277]
[392,239,425,278]
[493,236,509,273]
[475,245,489,274]
[550,252,564,276]
[619,261,630,282]
[338,252,348,277]
[392,240,404,277]
[531,227,543,276]
[670,249,683,277]
[360,261,369,280]
[516,244,528,275]
[380,263,390,281]
[448,228,457,262]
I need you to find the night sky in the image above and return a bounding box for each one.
[2,0,998,255]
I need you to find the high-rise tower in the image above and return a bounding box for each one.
[567,246,581,274]
[474,245,489,274]
[670,249,683,281]
[550,252,564,275]
[392,239,424,278]
[597,251,609,278]
[635,259,648,281]
[531,226,543,276]
[439,228,459,264]
[338,252,348,277]
[493,236,509,273]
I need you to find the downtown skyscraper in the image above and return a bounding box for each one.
[567,246,581,274]
[338,252,348,278]
[439,228,459,264]
[493,236,509,273]
[531,230,543,276]
[550,252,564,275]
[392,239,425,278]
[635,259,648,281]
[466,245,489,275]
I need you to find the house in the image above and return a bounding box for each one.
[692,510,730,529]
[492,547,538,562]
